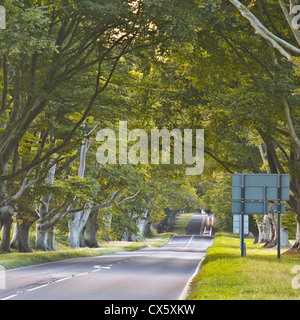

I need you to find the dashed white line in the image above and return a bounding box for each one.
[26,283,49,292]
[91,269,100,273]
[1,262,118,300]
[54,276,72,283]
[1,294,18,300]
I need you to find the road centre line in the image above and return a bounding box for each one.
[1,263,115,300]
[26,283,49,292]
[185,235,194,248]
[1,294,19,300]
[54,276,72,283]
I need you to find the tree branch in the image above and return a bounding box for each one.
[92,190,122,210]
[229,0,300,61]
[5,167,44,205]
[116,190,140,205]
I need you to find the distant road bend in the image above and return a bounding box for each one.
[186,213,216,236]
[0,214,214,300]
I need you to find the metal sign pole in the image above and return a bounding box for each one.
[277,174,282,259]
[241,174,246,257]
[277,212,280,259]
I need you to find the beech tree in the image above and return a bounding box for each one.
[0,0,201,251]
[228,0,300,250]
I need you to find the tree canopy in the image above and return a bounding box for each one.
[1,0,300,253]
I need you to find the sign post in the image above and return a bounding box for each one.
[241,174,246,257]
[277,174,282,259]
[232,173,290,259]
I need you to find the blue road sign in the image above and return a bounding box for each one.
[232,173,290,259]
[232,173,290,201]
[233,214,249,235]
[232,200,269,215]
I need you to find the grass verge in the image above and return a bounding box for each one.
[187,233,300,300]
[0,232,174,270]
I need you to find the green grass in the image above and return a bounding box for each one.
[0,232,174,270]
[187,233,300,300]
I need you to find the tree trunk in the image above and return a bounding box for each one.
[256,218,263,243]
[259,214,271,243]
[262,211,277,248]
[285,215,300,253]
[0,164,14,252]
[262,211,291,248]
[35,223,49,251]
[68,219,81,247]
[10,218,33,252]
[293,216,300,249]
[137,211,149,238]
[249,215,259,243]
[143,222,153,237]
[67,137,91,247]
[35,196,50,251]
[47,227,56,251]
[84,208,99,248]
[79,228,86,247]
[68,205,91,247]
[280,227,291,248]
[35,163,57,251]
[0,205,14,252]
[0,221,12,252]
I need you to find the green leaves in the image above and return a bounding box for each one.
[0,0,53,61]
[53,176,99,203]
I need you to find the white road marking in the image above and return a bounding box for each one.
[185,235,194,248]
[93,265,111,269]
[1,294,18,300]
[54,276,72,283]
[26,283,49,292]
[178,256,205,300]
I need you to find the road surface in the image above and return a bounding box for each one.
[186,213,215,236]
[0,216,213,300]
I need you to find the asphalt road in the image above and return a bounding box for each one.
[0,216,213,300]
[186,213,215,236]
